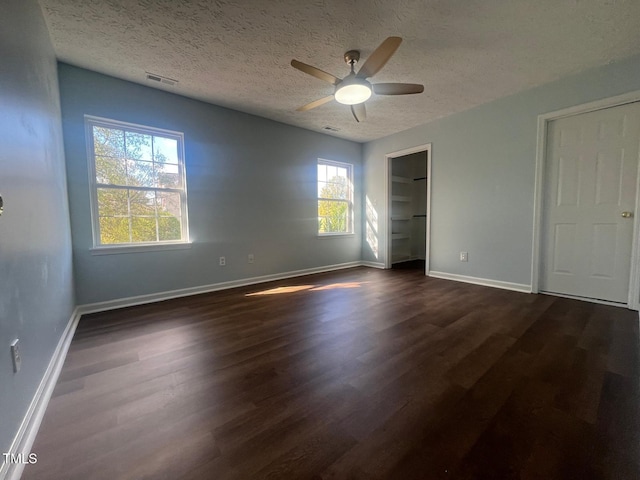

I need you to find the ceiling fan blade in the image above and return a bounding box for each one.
[291,60,340,85]
[297,95,334,112]
[351,103,366,123]
[356,37,403,79]
[373,83,425,95]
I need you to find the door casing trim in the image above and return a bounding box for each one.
[384,143,432,273]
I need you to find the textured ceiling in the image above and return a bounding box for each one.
[38,0,640,143]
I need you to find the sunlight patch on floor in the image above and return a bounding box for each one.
[246,285,315,296]
[246,281,366,296]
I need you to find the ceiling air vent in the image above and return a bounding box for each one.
[145,72,178,87]
[323,126,340,132]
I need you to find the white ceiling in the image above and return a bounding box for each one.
[38,0,640,143]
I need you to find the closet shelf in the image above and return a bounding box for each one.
[391,216,411,221]
[391,176,411,184]
[391,195,411,202]
[392,233,410,240]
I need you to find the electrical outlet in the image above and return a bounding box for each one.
[10,339,21,373]
[219,256,226,266]
[460,251,468,262]
[248,254,254,264]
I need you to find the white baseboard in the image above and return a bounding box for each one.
[360,261,385,269]
[0,308,81,480]
[78,261,366,315]
[429,271,532,294]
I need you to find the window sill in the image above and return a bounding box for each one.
[90,242,192,255]
[317,232,355,238]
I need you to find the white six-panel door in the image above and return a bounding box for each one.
[541,102,640,304]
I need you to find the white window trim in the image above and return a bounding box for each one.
[85,115,190,251]
[317,158,354,237]
[90,243,192,255]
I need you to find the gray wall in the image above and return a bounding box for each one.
[0,0,75,457]
[363,54,640,287]
[59,65,362,305]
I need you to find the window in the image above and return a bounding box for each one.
[85,116,189,249]
[317,159,353,235]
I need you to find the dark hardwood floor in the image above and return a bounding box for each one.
[24,267,639,479]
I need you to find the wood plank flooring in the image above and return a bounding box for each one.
[23,267,639,479]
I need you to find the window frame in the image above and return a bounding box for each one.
[317,158,354,237]
[85,115,190,253]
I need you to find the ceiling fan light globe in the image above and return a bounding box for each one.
[334,78,372,105]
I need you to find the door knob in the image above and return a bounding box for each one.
[621,211,634,218]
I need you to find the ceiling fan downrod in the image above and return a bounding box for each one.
[343,50,360,73]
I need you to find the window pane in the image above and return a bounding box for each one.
[158,216,182,241]
[127,160,156,187]
[93,126,124,158]
[337,167,347,178]
[95,156,127,185]
[317,181,327,197]
[320,178,348,199]
[99,216,130,244]
[128,189,156,216]
[318,216,328,233]
[156,191,181,217]
[153,136,178,164]
[131,216,158,242]
[155,163,180,189]
[327,165,337,179]
[318,199,348,233]
[125,132,153,160]
[157,190,182,241]
[334,178,348,199]
[317,164,327,182]
[97,188,128,216]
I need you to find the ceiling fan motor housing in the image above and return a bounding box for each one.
[343,50,360,65]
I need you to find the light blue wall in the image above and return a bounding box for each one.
[59,65,363,305]
[363,54,640,287]
[0,0,75,458]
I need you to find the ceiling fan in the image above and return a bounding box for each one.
[291,37,424,123]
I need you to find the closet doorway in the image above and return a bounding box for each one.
[386,144,432,273]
